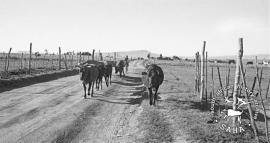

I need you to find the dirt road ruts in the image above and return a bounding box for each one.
[0,60,146,143]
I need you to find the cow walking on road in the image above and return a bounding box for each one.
[96,63,105,90]
[142,64,164,106]
[78,63,99,98]
[115,60,125,77]
[104,62,113,87]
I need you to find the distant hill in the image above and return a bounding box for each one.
[103,50,159,59]
[209,54,270,60]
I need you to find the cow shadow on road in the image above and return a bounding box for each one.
[91,86,149,105]
[111,81,142,86]
[122,75,142,83]
[111,75,142,86]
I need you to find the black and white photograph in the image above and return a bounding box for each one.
[0,0,269,142]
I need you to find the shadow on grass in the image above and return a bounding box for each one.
[165,98,211,112]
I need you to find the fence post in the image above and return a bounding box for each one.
[238,38,259,142]
[59,47,61,70]
[20,53,24,69]
[29,43,32,74]
[200,41,206,102]
[211,66,214,99]
[92,49,95,61]
[64,54,68,70]
[255,57,269,142]
[195,52,198,94]
[5,48,12,72]
[266,79,270,99]
[71,54,74,68]
[205,51,208,104]
[79,52,82,64]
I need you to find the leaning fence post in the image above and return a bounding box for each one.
[29,43,32,74]
[200,41,206,102]
[255,57,269,142]
[5,48,12,72]
[217,66,224,97]
[266,79,270,99]
[238,38,259,142]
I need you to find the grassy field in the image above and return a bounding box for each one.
[136,60,270,143]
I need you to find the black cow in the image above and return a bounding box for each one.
[104,62,113,87]
[115,60,125,77]
[246,61,253,65]
[142,64,164,106]
[228,60,235,64]
[78,63,99,98]
[96,63,105,90]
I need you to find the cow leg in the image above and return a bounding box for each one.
[148,88,153,105]
[100,77,103,89]
[83,83,86,99]
[88,82,92,96]
[96,79,99,90]
[110,74,112,84]
[91,81,95,97]
[109,74,112,85]
[153,86,159,106]
[105,76,108,87]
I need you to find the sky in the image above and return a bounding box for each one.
[0,0,269,57]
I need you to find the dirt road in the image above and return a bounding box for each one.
[0,60,147,143]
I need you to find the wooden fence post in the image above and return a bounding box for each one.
[217,66,224,97]
[4,53,7,72]
[195,52,198,94]
[71,54,74,68]
[205,51,208,104]
[232,38,242,128]
[198,53,201,93]
[29,43,32,74]
[211,66,214,99]
[92,49,95,61]
[266,79,270,99]
[200,41,206,102]
[58,47,61,70]
[255,57,269,142]
[20,53,24,69]
[5,48,12,72]
[64,54,68,70]
[238,38,259,142]
[79,52,82,64]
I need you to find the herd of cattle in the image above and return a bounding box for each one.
[76,60,127,98]
[76,59,164,106]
